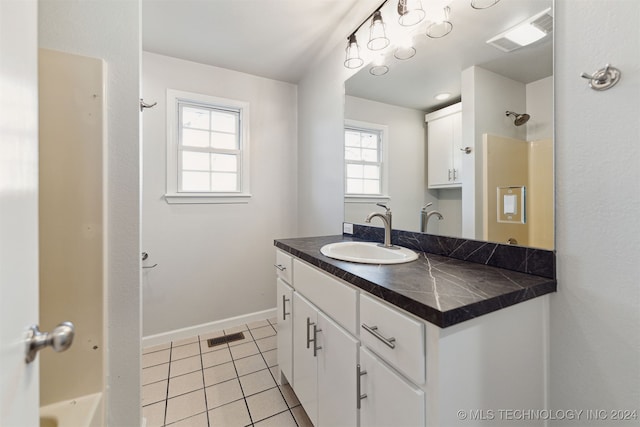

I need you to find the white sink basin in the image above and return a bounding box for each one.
[320,241,418,265]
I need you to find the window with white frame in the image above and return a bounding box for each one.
[344,120,388,198]
[165,90,250,204]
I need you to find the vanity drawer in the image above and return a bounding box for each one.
[293,259,357,335]
[275,250,293,284]
[360,293,425,385]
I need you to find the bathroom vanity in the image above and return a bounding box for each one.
[274,234,556,427]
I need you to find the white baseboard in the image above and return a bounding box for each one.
[142,307,277,348]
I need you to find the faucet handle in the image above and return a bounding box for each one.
[376,202,390,213]
[421,202,433,210]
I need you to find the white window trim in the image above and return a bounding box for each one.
[344,119,389,202]
[165,89,251,204]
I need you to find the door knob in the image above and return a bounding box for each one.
[25,321,75,364]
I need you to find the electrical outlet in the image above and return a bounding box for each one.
[343,222,354,235]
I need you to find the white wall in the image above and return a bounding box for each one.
[298,0,640,421]
[297,46,350,236]
[526,76,553,141]
[142,52,298,336]
[344,95,431,232]
[461,66,526,239]
[38,1,141,424]
[551,0,640,424]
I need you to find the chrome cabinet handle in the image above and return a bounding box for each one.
[306,317,313,349]
[25,321,75,364]
[357,364,367,409]
[362,323,396,349]
[313,324,322,357]
[274,264,286,271]
[306,318,322,356]
[282,294,290,320]
[453,169,458,180]
[448,169,452,181]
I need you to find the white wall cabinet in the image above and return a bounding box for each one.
[426,103,462,188]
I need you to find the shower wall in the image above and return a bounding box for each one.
[38,48,104,406]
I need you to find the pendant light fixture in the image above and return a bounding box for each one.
[344,34,364,69]
[370,53,389,76]
[367,11,390,50]
[426,6,453,38]
[398,0,426,26]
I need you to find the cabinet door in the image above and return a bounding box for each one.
[359,347,425,427]
[317,311,359,427]
[427,115,454,188]
[293,293,319,426]
[276,278,293,384]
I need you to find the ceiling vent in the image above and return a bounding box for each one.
[487,8,553,53]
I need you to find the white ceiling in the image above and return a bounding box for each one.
[142,0,379,83]
[143,0,552,111]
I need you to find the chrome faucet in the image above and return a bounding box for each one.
[365,203,396,248]
[420,203,444,233]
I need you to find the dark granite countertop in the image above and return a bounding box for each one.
[274,235,556,328]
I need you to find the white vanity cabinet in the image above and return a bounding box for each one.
[275,250,294,384]
[359,346,425,427]
[292,271,359,427]
[426,102,462,188]
[275,247,548,427]
[276,278,293,383]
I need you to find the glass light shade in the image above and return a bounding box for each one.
[398,0,426,26]
[471,0,501,10]
[370,65,389,76]
[368,11,390,51]
[394,46,416,60]
[426,6,453,38]
[344,34,364,69]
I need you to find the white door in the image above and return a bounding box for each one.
[292,293,319,426]
[276,278,294,384]
[317,311,359,427]
[0,1,40,426]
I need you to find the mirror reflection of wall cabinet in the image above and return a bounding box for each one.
[426,102,462,189]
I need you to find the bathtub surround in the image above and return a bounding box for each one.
[38,49,104,407]
[275,235,555,327]
[142,52,298,336]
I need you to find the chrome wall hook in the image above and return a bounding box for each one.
[581,64,621,91]
[140,98,157,112]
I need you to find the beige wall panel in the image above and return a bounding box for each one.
[39,48,104,405]
[528,138,554,249]
[482,134,529,246]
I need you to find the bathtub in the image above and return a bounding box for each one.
[40,393,103,427]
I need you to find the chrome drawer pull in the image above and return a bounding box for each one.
[356,364,367,409]
[274,264,286,271]
[282,294,290,320]
[362,323,396,349]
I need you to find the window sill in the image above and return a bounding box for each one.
[164,193,252,205]
[344,195,390,204]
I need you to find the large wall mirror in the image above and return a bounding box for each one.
[344,0,554,250]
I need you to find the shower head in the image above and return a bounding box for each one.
[505,111,530,126]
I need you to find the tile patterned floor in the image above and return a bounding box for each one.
[142,318,313,427]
